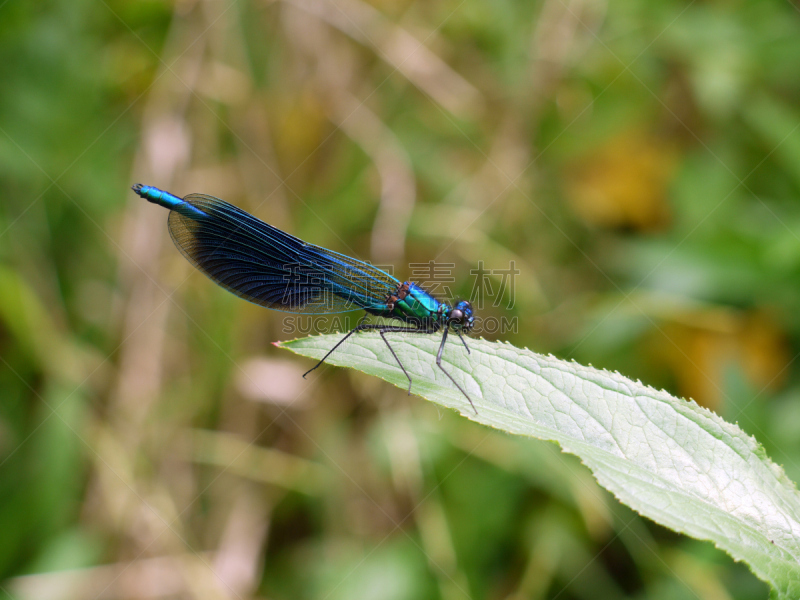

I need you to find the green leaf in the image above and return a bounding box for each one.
[280,333,800,597]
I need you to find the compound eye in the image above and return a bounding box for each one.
[450,309,464,322]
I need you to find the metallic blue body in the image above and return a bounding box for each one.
[131,184,473,330]
[135,184,207,220]
[133,183,477,410]
[390,282,443,321]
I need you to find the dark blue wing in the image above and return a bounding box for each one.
[167,194,400,314]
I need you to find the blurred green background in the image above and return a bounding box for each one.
[2,0,799,598]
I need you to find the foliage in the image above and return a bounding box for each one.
[283,333,800,597]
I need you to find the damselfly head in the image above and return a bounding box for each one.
[448,300,474,332]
